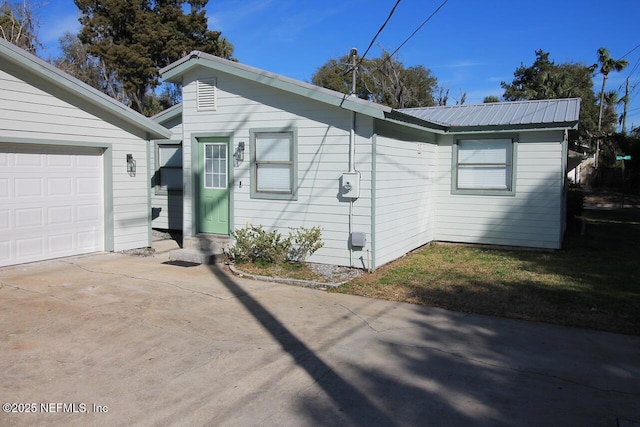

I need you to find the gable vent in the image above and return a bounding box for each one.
[197,78,217,111]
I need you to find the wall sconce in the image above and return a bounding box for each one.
[126,153,136,177]
[234,142,245,164]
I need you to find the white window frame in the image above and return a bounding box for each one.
[155,141,182,194]
[249,128,298,200]
[452,137,517,196]
[203,142,228,190]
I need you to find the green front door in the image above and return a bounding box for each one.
[197,138,229,234]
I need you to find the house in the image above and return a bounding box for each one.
[0,38,171,267]
[155,51,580,270]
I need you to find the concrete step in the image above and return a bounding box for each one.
[168,248,220,265]
[169,234,230,265]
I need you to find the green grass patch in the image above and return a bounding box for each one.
[333,204,640,335]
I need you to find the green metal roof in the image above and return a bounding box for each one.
[0,38,171,140]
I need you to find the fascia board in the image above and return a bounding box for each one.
[152,103,183,124]
[446,121,579,134]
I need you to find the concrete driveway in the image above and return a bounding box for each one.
[1,238,639,427]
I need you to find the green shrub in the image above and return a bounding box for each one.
[288,226,324,263]
[229,225,323,265]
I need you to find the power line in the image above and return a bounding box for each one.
[371,0,450,75]
[387,0,449,59]
[621,43,640,59]
[360,0,402,63]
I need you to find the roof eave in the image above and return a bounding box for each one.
[385,110,448,132]
[152,103,183,125]
[445,121,579,134]
[0,39,171,140]
[160,51,391,119]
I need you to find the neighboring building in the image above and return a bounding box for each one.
[0,38,171,267]
[155,51,579,270]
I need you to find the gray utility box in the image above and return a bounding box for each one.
[351,232,366,248]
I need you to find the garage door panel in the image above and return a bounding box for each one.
[0,241,9,262]
[77,177,101,195]
[15,177,43,197]
[0,178,8,197]
[16,236,44,258]
[48,178,73,196]
[0,210,9,229]
[48,206,73,225]
[47,154,72,167]
[15,152,43,167]
[15,207,43,228]
[0,145,104,267]
[49,234,73,254]
[77,204,101,223]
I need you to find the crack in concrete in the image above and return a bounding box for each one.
[62,260,233,300]
[336,303,381,332]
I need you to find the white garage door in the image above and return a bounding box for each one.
[0,144,104,267]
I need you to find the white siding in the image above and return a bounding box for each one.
[373,121,437,268]
[434,131,565,249]
[0,69,150,252]
[180,69,373,267]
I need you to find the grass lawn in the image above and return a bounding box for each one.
[333,190,640,335]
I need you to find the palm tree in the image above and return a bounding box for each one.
[596,47,629,132]
[594,48,628,170]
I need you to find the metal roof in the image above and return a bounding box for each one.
[399,98,581,130]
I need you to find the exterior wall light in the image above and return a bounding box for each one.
[127,153,136,176]
[234,141,245,164]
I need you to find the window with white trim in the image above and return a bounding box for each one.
[454,138,515,194]
[156,143,182,192]
[250,130,297,200]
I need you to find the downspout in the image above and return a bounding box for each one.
[349,109,356,267]
[348,48,357,267]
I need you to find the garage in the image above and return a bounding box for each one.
[1,38,171,267]
[0,144,104,267]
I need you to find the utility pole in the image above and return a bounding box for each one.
[350,48,358,95]
[621,77,630,135]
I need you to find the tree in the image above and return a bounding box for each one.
[595,47,629,132]
[0,0,40,53]
[311,50,438,109]
[501,50,601,144]
[54,32,124,102]
[74,0,234,114]
[483,95,500,103]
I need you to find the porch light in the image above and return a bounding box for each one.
[126,153,136,176]
[234,142,245,163]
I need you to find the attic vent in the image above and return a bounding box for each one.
[197,78,217,111]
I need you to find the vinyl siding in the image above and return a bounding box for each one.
[434,131,565,249]
[180,68,373,267]
[373,120,437,268]
[0,69,150,251]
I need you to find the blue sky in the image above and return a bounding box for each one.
[37,0,640,129]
